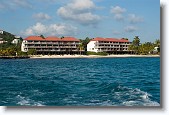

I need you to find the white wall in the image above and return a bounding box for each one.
[87,41,98,52]
[0,30,3,34]
[11,39,20,44]
[21,40,28,52]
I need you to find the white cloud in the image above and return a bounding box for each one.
[48,24,77,36]
[110,6,126,14]
[124,26,138,32]
[128,14,143,23]
[12,0,32,8]
[114,14,124,21]
[68,0,95,12]
[33,13,51,20]
[22,23,47,35]
[110,6,126,21]
[21,22,77,36]
[0,0,32,10]
[57,0,101,26]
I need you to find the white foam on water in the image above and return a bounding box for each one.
[100,100,113,106]
[112,86,160,106]
[32,89,45,96]
[16,95,30,105]
[16,95,45,106]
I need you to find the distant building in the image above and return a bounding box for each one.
[154,47,159,51]
[0,30,3,34]
[0,38,8,44]
[153,46,159,54]
[14,35,21,39]
[21,36,84,55]
[87,37,132,54]
[11,38,20,44]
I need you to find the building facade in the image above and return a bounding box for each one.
[0,38,7,44]
[11,38,20,44]
[21,36,84,55]
[0,30,3,34]
[87,37,132,54]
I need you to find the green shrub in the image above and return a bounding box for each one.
[86,51,108,56]
[27,49,37,55]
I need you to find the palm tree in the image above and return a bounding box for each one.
[129,36,141,54]
[40,35,45,39]
[154,39,160,47]
[79,42,84,55]
[133,36,140,47]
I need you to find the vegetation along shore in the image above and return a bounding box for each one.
[0,30,160,58]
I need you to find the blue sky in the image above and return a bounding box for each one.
[0,0,160,43]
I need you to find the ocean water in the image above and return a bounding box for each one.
[0,57,160,106]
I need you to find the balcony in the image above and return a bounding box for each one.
[95,46,121,48]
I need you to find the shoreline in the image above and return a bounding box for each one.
[30,54,160,59]
[0,56,30,59]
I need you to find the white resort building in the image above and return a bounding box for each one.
[0,38,7,44]
[21,36,84,55]
[87,37,132,54]
[11,39,20,44]
[0,30,3,34]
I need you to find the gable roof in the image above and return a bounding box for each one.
[24,36,80,42]
[61,37,80,42]
[91,37,129,42]
[24,36,45,41]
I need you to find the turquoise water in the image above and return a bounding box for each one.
[0,57,160,106]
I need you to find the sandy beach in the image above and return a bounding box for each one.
[30,54,160,59]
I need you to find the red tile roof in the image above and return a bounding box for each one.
[24,36,45,41]
[91,37,129,42]
[46,36,61,41]
[24,36,80,42]
[60,37,80,42]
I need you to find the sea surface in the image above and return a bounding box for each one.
[0,57,160,106]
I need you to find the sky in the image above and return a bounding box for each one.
[0,0,160,43]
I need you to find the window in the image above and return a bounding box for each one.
[92,48,94,50]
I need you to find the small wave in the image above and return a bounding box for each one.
[112,86,160,106]
[31,90,45,96]
[16,95,44,106]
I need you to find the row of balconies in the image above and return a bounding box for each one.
[26,42,79,45]
[94,46,128,48]
[24,46,78,48]
[95,42,130,45]
[26,48,81,52]
[97,49,128,51]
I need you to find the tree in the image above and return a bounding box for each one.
[129,36,140,54]
[0,47,17,56]
[27,49,37,55]
[133,36,140,47]
[40,35,45,39]
[154,39,160,47]
[122,38,128,40]
[61,36,64,39]
[78,42,84,55]
[80,37,92,51]
[138,42,154,54]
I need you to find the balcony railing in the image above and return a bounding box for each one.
[26,42,79,45]
[26,45,78,48]
[96,43,120,45]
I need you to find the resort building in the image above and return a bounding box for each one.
[0,38,7,44]
[21,36,84,55]
[11,39,20,44]
[0,30,3,34]
[87,37,132,54]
